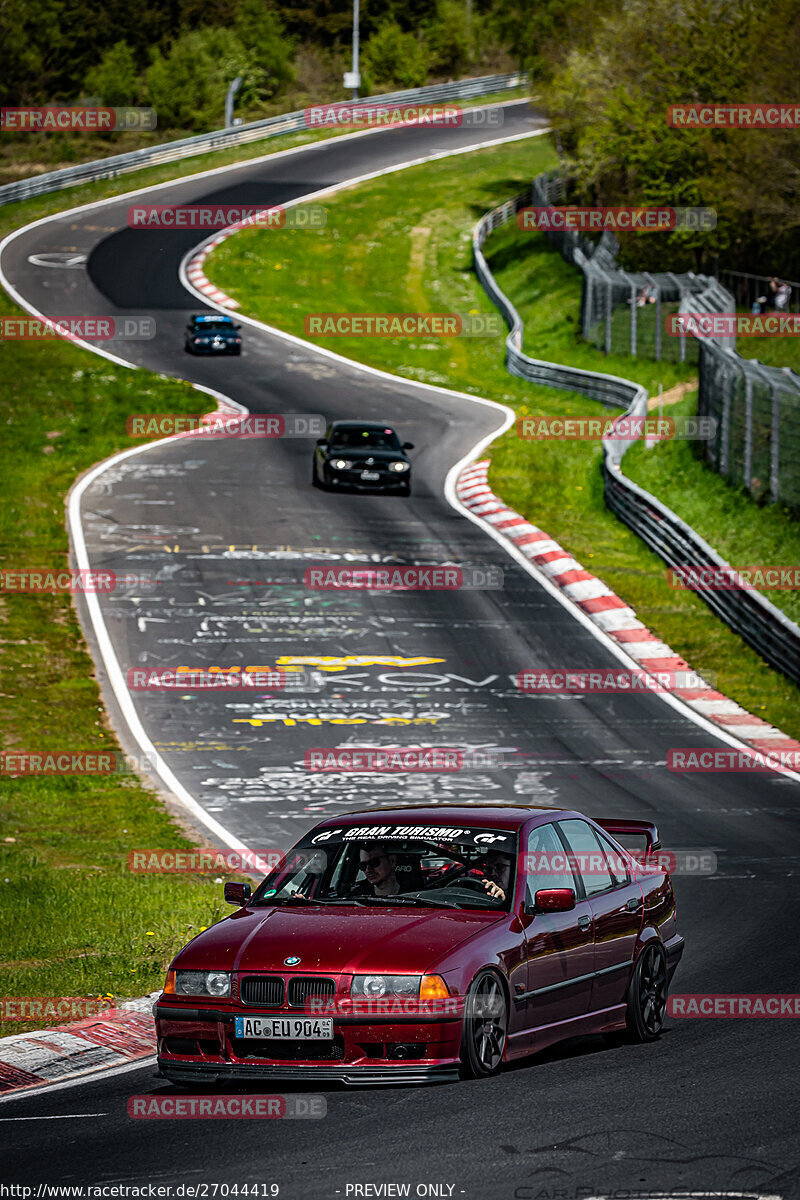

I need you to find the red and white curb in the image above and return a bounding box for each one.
[457,459,800,765]
[0,996,157,1096]
[185,200,300,310]
[185,234,240,309]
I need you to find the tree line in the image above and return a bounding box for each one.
[1,0,796,276]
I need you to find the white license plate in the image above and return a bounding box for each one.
[234,1015,333,1040]
[360,470,380,481]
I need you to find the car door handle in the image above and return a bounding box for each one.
[626,897,642,911]
[578,915,592,931]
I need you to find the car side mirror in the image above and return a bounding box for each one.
[234,324,241,330]
[402,442,414,450]
[224,881,251,906]
[316,438,328,447]
[533,887,576,913]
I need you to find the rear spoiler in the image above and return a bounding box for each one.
[596,819,661,856]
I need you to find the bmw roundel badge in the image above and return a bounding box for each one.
[284,955,301,966]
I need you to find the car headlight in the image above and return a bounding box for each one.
[331,459,353,470]
[389,461,410,472]
[351,974,421,998]
[174,969,231,998]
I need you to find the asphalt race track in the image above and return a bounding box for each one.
[1,101,798,1198]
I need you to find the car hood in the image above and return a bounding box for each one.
[173,905,501,976]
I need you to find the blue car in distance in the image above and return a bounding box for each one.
[185,314,242,355]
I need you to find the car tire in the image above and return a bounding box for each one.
[625,942,667,1042]
[311,462,322,489]
[399,481,411,497]
[459,970,508,1079]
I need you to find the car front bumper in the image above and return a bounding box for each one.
[324,470,410,491]
[155,1002,462,1086]
[157,1060,459,1086]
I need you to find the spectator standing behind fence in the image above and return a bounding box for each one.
[775,281,792,311]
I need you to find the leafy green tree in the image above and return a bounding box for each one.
[0,0,64,103]
[234,0,295,97]
[83,41,141,106]
[544,0,800,275]
[425,0,473,78]
[361,19,428,90]
[489,0,601,78]
[145,28,260,130]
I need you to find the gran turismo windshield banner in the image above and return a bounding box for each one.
[304,824,514,848]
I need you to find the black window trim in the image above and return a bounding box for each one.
[553,819,621,900]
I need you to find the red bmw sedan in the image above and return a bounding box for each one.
[155,805,684,1086]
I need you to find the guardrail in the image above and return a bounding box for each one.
[0,73,527,208]
[474,173,800,688]
[474,187,647,422]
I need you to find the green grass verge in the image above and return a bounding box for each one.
[0,226,229,1036]
[205,135,800,743]
[623,392,800,625]
[736,328,800,372]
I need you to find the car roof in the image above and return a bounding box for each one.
[190,314,234,324]
[329,421,396,431]
[312,805,581,832]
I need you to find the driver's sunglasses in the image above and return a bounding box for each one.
[360,854,387,871]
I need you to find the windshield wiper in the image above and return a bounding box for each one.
[353,894,465,909]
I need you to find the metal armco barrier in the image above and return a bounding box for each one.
[0,74,527,208]
[474,172,800,687]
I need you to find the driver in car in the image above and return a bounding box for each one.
[352,844,400,897]
[477,850,512,901]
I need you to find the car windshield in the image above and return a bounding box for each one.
[193,320,233,331]
[329,428,401,451]
[251,824,517,910]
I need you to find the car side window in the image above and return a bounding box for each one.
[556,819,616,897]
[525,822,575,907]
[594,828,630,885]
